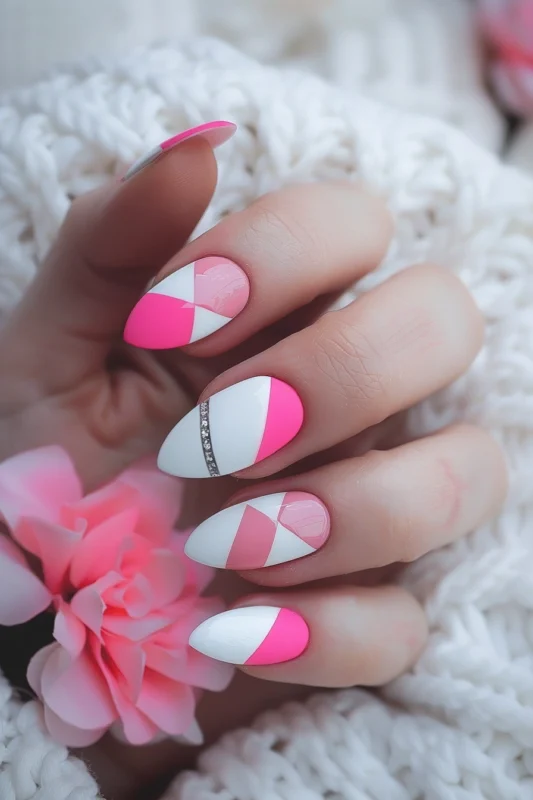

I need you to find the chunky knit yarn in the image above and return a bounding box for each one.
[1,6,533,800]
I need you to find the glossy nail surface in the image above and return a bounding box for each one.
[189,606,309,665]
[185,492,330,569]
[124,257,249,349]
[157,376,304,478]
[122,120,236,181]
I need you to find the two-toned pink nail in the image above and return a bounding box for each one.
[122,120,236,181]
[189,606,309,666]
[124,256,250,349]
[185,492,330,569]
[157,376,304,478]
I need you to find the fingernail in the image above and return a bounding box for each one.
[185,492,330,569]
[122,120,237,181]
[189,606,309,665]
[157,376,304,478]
[124,257,249,349]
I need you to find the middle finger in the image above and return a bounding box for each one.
[157,263,483,479]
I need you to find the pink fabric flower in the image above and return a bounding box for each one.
[479,0,533,116]
[0,447,233,747]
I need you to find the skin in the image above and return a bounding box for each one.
[0,139,507,798]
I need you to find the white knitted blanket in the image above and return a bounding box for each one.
[1,4,533,800]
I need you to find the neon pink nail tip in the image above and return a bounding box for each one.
[255,379,304,464]
[124,257,249,349]
[245,608,309,666]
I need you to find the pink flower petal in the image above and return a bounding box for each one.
[177,716,204,746]
[136,670,195,736]
[102,609,175,641]
[0,536,51,625]
[62,482,137,532]
[41,646,117,730]
[113,533,152,578]
[103,635,145,702]
[145,643,233,691]
[153,597,224,649]
[0,534,28,567]
[27,643,57,699]
[0,446,82,529]
[118,458,184,545]
[54,602,86,657]
[170,532,214,593]
[71,573,121,638]
[91,639,159,745]
[109,714,160,746]
[106,574,153,619]
[69,509,138,589]
[44,705,107,747]
[144,596,232,691]
[14,517,82,594]
[138,549,185,611]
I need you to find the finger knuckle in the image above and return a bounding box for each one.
[313,319,387,410]
[332,591,388,686]
[243,194,326,275]
[410,263,485,350]
[394,455,463,563]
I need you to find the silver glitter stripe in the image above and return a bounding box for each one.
[199,400,220,477]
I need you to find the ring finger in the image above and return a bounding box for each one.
[183,424,507,583]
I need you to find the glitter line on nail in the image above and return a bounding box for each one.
[199,400,220,477]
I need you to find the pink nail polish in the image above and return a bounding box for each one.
[124,257,249,349]
[122,120,237,181]
[157,377,304,478]
[189,606,310,665]
[185,492,330,570]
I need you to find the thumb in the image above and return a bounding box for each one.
[4,124,232,373]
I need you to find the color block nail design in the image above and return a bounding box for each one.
[124,257,249,349]
[122,120,236,181]
[157,376,304,478]
[185,492,330,569]
[189,606,309,665]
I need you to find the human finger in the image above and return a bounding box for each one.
[184,424,507,584]
[189,585,427,687]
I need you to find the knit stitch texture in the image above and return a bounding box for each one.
[0,7,533,800]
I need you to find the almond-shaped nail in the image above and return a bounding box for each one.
[189,606,309,665]
[157,376,304,478]
[185,492,330,569]
[124,257,249,349]
[122,120,236,181]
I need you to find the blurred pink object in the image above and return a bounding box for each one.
[479,0,533,115]
[0,447,232,746]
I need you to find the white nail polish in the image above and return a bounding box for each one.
[188,606,309,666]
[157,376,304,478]
[185,492,330,570]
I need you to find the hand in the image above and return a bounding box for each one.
[0,126,507,797]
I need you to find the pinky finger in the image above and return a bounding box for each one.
[189,585,427,688]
